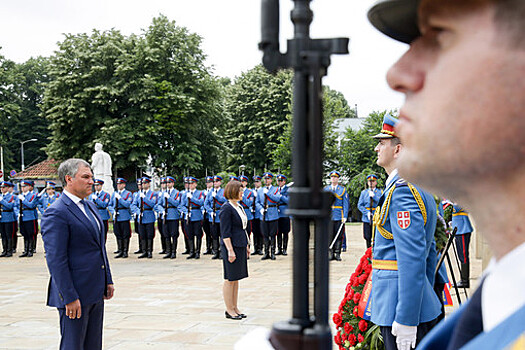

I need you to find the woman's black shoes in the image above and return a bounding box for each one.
[225,311,243,320]
[238,313,247,318]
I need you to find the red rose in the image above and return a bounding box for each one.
[344,322,354,334]
[334,332,342,345]
[358,320,368,332]
[348,289,355,299]
[359,274,368,284]
[348,334,357,346]
[352,278,360,287]
[341,332,347,342]
[333,313,342,327]
[353,292,361,304]
[358,334,364,343]
[365,265,372,274]
[353,306,359,317]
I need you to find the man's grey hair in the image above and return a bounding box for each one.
[58,158,91,187]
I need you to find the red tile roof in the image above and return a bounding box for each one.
[12,159,60,179]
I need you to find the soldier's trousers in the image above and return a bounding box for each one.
[158,218,166,238]
[165,219,179,238]
[0,221,16,241]
[261,220,278,242]
[20,219,38,241]
[363,222,372,248]
[139,222,155,240]
[202,218,212,249]
[277,217,290,251]
[102,220,108,241]
[252,218,263,251]
[455,232,472,264]
[114,220,131,240]
[330,220,344,253]
[187,220,203,240]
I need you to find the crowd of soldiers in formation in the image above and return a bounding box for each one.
[0,170,358,261]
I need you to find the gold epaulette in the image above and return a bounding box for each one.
[407,183,427,225]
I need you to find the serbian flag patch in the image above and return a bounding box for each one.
[397,211,411,229]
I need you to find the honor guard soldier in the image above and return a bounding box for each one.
[276,174,291,256]
[0,181,18,257]
[132,176,157,259]
[324,171,349,261]
[358,174,382,248]
[133,178,143,254]
[370,115,441,349]
[180,177,191,255]
[202,176,214,255]
[239,175,255,253]
[109,178,133,258]
[204,175,226,259]
[158,176,181,259]
[18,180,39,257]
[229,175,240,182]
[90,179,110,240]
[256,172,281,260]
[38,181,61,214]
[251,175,264,255]
[450,204,474,288]
[179,176,205,259]
[155,177,169,255]
[7,184,19,253]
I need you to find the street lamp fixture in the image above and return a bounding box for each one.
[20,138,37,172]
[239,165,246,176]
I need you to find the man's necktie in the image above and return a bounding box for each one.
[80,199,100,234]
[447,280,485,349]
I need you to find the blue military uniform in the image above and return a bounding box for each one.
[131,177,158,258]
[179,176,205,259]
[109,178,133,258]
[0,181,18,257]
[91,179,110,239]
[276,174,291,256]
[38,181,61,215]
[132,178,143,254]
[202,176,214,255]
[154,177,169,255]
[18,180,39,257]
[179,177,191,255]
[255,172,282,260]
[358,174,383,248]
[251,175,264,255]
[204,175,226,259]
[324,171,350,261]
[157,176,181,259]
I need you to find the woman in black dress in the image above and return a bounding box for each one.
[219,180,250,320]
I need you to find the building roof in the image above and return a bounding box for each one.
[334,118,366,135]
[12,159,60,180]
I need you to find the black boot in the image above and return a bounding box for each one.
[114,239,123,256]
[275,234,283,255]
[255,235,263,255]
[182,234,190,254]
[170,237,177,259]
[147,239,153,258]
[282,234,289,256]
[159,236,167,254]
[114,238,121,254]
[187,238,196,259]
[0,238,7,257]
[19,239,29,257]
[212,237,220,259]
[134,236,143,254]
[270,237,276,260]
[163,240,172,259]
[195,236,202,259]
[12,234,17,253]
[27,239,33,257]
[138,240,148,258]
[31,238,37,254]
[261,238,270,260]
[5,239,13,257]
[121,238,129,258]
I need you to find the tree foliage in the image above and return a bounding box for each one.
[43,15,223,179]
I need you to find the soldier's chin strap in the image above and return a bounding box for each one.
[260,0,348,348]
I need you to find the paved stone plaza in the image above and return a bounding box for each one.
[0,224,481,349]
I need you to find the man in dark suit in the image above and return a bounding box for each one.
[41,158,114,350]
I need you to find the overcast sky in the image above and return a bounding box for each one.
[0,0,408,118]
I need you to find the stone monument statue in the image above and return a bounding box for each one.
[91,142,114,194]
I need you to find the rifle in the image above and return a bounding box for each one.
[115,194,119,219]
[139,191,144,225]
[251,189,257,214]
[163,191,168,226]
[19,195,23,229]
[263,187,268,222]
[186,193,191,225]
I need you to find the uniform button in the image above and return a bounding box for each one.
[101,265,105,269]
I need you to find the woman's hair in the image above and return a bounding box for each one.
[224,180,242,200]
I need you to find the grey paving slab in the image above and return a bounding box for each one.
[0,224,482,349]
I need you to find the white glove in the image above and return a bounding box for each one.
[164,192,169,199]
[342,217,347,223]
[369,190,375,197]
[253,191,257,198]
[139,192,145,198]
[91,194,96,200]
[210,212,215,221]
[114,192,121,200]
[0,195,3,201]
[392,321,417,350]
[367,212,371,221]
[263,188,269,194]
[187,192,193,199]
[260,208,264,216]
[212,191,216,198]
[18,194,25,200]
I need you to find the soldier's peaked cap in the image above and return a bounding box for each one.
[116,178,127,184]
[368,0,420,44]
